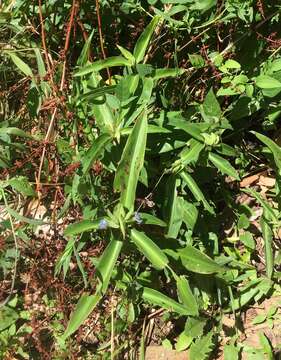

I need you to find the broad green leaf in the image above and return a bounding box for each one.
[208,152,239,180]
[64,219,101,236]
[201,88,221,120]
[230,287,259,311]
[251,131,281,172]
[7,52,33,77]
[176,276,198,316]
[153,68,184,80]
[168,119,205,142]
[261,214,273,279]
[185,317,206,338]
[96,238,123,293]
[74,56,132,76]
[255,75,281,89]
[180,171,214,214]
[139,213,166,227]
[82,134,111,174]
[8,176,36,197]
[189,331,214,360]
[131,229,168,270]
[224,59,241,69]
[133,16,160,64]
[0,306,19,331]
[188,54,205,68]
[142,287,189,315]
[63,293,101,339]
[175,332,193,352]
[179,245,223,274]
[114,111,147,210]
[223,344,239,360]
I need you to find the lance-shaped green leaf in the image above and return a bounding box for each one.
[77,29,94,66]
[208,152,239,180]
[8,176,36,197]
[133,16,161,64]
[179,245,223,274]
[142,287,189,315]
[0,127,32,138]
[64,219,101,236]
[168,119,205,142]
[7,52,33,78]
[131,229,168,270]
[139,213,166,227]
[164,176,183,238]
[251,131,281,172]
[82,134,111,174]
[153,68,184,80]
[180,171,214,214]
[114,111,147,210]
[96,238,123,293]
[179,139,205,166]
[117,45,135,64]
[63,293,101,339]
[176,276,199,316]
[74,56,132,76]
[261,214,274,279]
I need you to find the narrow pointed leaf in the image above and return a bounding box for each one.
[75,56,132,76]
[114,111,147,210]
[180,171,214,214]
[208,152,239,180]
[131,229,168,270]
[261,214,274,279]
[176,276,199,316]
[179,245,223,274]
[63,293,101,339]
[142,287,189,315]
[64,219,101,236]
[96,238,123,293]
[133,16,161,64]
[7,52,33,77]
[82,134,111,174]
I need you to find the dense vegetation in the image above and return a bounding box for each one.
[1,0,281,358]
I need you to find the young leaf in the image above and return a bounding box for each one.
[142,287,189,315]
[63,293,101,339]
[175,332,193,352]
[130,229,168,270]
[179,245,223,274]
[176,276,199,316]
[96,238,123,293]
[164,176,183,238]
[77,29,94,66]
[114,111,147,210]
[133,16,161,64]
[208,152,239,180]
[179,139,205,166]
[261,214,274,279]
[82,134,111,174]
[64,219,101,236]
[74,56,132,76]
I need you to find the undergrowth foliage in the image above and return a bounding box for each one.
[1,0,281,358]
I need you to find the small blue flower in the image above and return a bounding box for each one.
[98,219,108,230]
[134,212,143,225]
